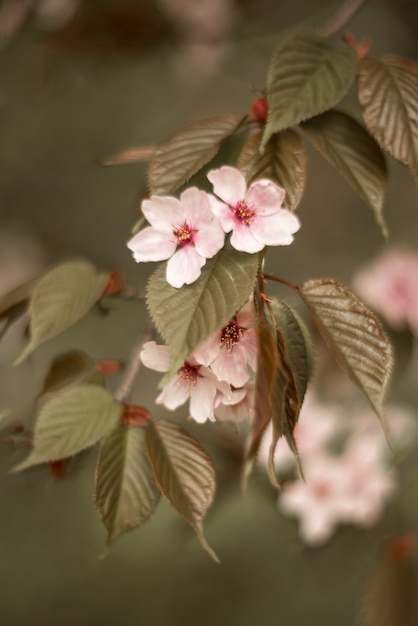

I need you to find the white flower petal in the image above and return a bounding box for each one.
[180,187,213,225]
[245,179,286,215]
[142,196,186,232]
[140,341,170,372]
[230,224,264,253]
[207,166,247,206]
[252,211,300,246]
[189,374,217,423]
[166,246,206,288]
[194,220,225,258]
[127,227,176,262]
[157,375,189,410]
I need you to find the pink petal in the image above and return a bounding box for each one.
[237,297,257,329]
[166,246,206,288]
[251,211,300,246]
[207,166,247,206]
[194,220,225,258]
[245,179,286,215]
[180,187,213,225]
[157,375,189,410]
[189,375,217,423]
[241,328,258,371]
[127,227,176,262]
[140,341,170,372]
[193,333,222,366]
[142,196,186,232]
[230,224,265,253]
[211,347,250,387]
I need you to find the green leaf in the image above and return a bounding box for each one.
[242,323,279,492]
[14,260,109,365]
[148,115,242,196]
[358,55,418,182]
[146,249,259,378]
[302,109,388,238]
[95,422,161,547]
[237,129,307,211]
[12,385,122,472]
[300,279,393,436]
[41,350,99,396]
[145,419,219,563]
[261,29,358,148]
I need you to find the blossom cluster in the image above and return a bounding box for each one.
[140,296,257,423]
[258,393,417,546]
[128,165,300,288]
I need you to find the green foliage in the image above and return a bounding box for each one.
[145,419,219,563]
[12,385,122,472]
[261,29,358,149]
[300,279,393,437]
[14,260,109,365]
[358,55,418,184]
[41,350,100,396]
[148,114,242,195]
[237,129,307,211]
[146,249,259,379]
[302,109,388,237]
[95,422,161,548]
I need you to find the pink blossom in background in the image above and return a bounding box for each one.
[140,341,230,423]
[207,166,300,253]
[353,248,418,335]
[127,187,225,288]
[194,296,257,387]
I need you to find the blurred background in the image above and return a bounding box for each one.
[1,0,418,624]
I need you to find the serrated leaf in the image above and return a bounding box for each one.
[300,279,393,435]
[358,55,418,182]
[146,249,259,378]
[95,422,161,547]
[261,29,358,148]
[41,350,99,396]
[14,260,109,365]
[302,109,388,238]
[242,323,278,492]
[12,385,122,472]
[237,129,307,211]
[145,419,219,563]
[148,115,242,195]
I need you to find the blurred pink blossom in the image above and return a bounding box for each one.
[214,382,255,423]
[353,248,418,335]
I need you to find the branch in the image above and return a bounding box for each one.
[114,322,153,403]
[319,0,369,37]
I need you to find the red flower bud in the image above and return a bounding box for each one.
[120,405,150,427]
[250,97,268,124]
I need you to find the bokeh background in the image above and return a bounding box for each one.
[1,0,418,624]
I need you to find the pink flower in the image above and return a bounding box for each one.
[140,341,229,423]
[214,383,255,423]
[207,165,300,253]
[353,248,418,335]
[193,296,258,386]
[127,187,225,288]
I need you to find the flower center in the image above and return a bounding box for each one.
[233,200,255,227]
[173,221,194,247]
[178,361,199,393]
[220,318,244,353]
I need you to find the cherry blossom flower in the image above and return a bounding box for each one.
[127,187,225,288]
[353,248,418,335]
[214,382,255,423]
[194,296,257,387]
[207,165,300,253]
[140,341,230,423]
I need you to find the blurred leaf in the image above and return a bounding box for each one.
[237,129,307,211]
[261,29,357,148]
[242,323,278,491]
[302,109,388,238]
[359,536,418,626]
[300,279,393,436]
[147,249,259,379]
[14,260,109,365]
[12,385,122,472]
[358,55,418,182]
[148,115,242,195]
[145,419,219,563]
[102,145,156,165]
[41,350,98,396]
[0,275,39,320]
[95,422,161,547]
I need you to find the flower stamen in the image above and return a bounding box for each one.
[233,200,255,227]
[178,362,199,394]
[173,222,194,247]
[220,319,244,353]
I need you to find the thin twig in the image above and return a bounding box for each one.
[319,0,369,37]
[114,322,154,403]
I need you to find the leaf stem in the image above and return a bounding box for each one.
[262,273,299,292]
[114,322,154,403]
[319,0,369,37]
